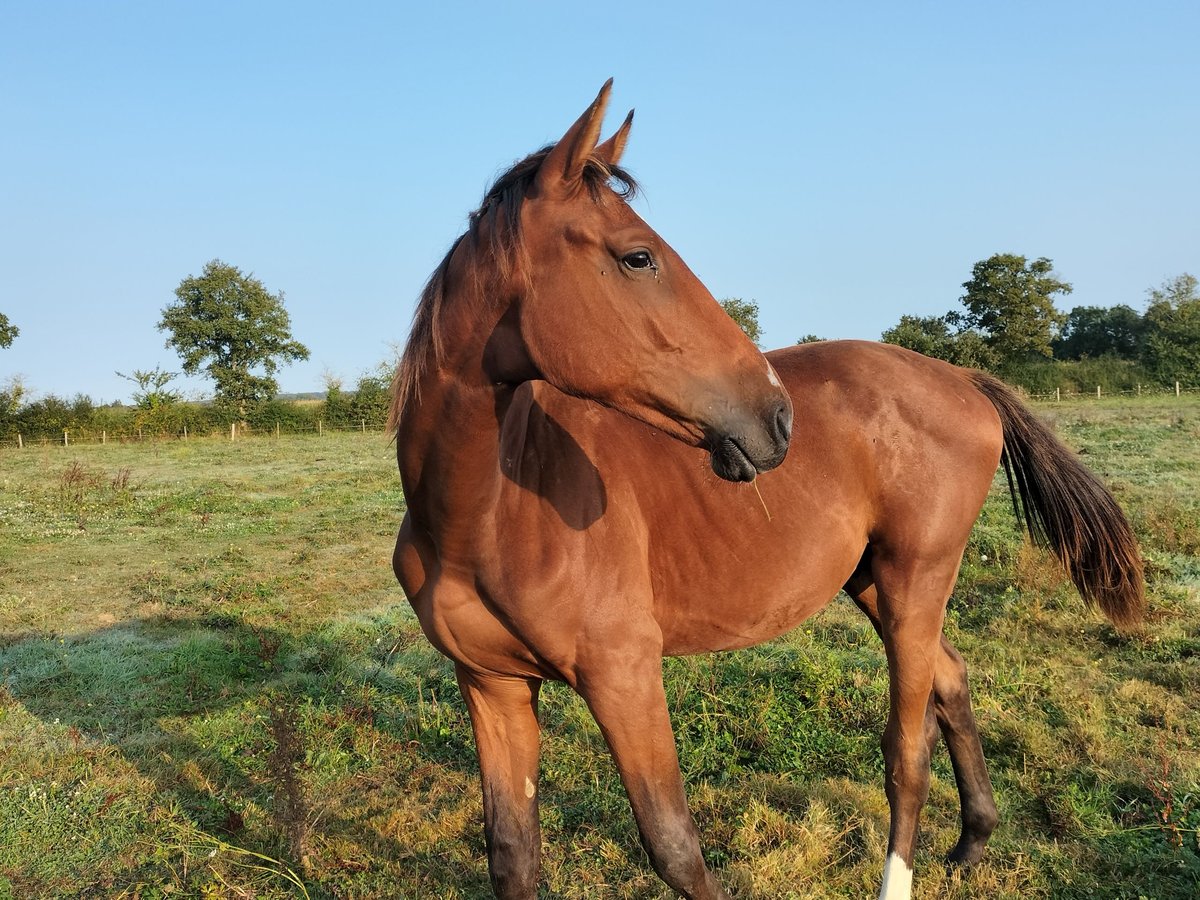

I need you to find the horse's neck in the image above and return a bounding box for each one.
[396,327,509,530]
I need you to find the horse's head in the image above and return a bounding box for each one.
[491,81,791,482]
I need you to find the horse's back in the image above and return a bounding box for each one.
[769,340,1005,550]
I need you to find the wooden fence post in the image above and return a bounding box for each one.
[231,423,236,441]
[1096,385,1101,398]
[16,433,22,449]
[102,430,107,444]
[1177,381,1182,397]
[64,429,69,447]
[1055,387,1060,403]
[183,425,188,441]
[318,419,323,437]
[361,419,366,434]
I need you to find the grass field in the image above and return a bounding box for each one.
[1,396,1198,899]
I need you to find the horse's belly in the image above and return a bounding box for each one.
[653,516,866,656]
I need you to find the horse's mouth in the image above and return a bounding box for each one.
[710,436,759,483]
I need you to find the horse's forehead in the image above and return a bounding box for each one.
[527,189,641,235]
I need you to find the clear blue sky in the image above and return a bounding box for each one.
[2,1,1197,404]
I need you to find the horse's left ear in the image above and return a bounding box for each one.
[595,109,634,169]
[534,79,613,198]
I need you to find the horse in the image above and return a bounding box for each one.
[388,80,1144,900]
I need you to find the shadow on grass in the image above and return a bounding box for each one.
[0,613,493,898]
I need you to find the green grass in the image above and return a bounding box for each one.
[0,403,1197,899]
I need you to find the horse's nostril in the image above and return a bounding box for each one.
[773,403,793,444]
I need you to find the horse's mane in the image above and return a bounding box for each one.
[387,147,638,434]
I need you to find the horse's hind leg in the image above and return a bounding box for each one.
[575,647,732,900]
[930,638,998,864]
[846,571,998,868]
[456,666,543,900]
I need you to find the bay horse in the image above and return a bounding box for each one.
[389,81,1144,900]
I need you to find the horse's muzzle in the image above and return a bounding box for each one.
[707,398,792,483]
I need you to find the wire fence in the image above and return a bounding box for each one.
[1024,381,1198,403]
[4,381,1198,450]
[1,419,391,449]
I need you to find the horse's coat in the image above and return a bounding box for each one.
[390,81,1144,900]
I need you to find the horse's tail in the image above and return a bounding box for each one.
[969,371,1145,630]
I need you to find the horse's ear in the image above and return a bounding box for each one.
[534,79,613,198]
[595,109,634,169]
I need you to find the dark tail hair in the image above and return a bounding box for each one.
[970,372,1145,630]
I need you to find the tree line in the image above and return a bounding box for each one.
[3,253,1197,441]
[722,255,1199,395]
[1,260,393,441]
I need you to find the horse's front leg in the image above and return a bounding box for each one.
[456,666,543,900]
[575,643,731,900]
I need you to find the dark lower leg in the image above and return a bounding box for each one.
[933,638,998,864]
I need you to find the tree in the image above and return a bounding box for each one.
[116,367,181,409]
[719,298,762,346]
[0,375,26,423]
[1054,305,1144,360]
[796,334,825,344]
[160,260,309,418]
[953,254,1070,369]
[881,314,997,369]
[1141,273,1200,387]
[0,312,17,348]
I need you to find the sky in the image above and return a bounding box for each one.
[2,1,1197,405]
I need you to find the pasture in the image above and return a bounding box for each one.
[0,396,1197,899]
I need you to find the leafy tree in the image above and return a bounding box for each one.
[796,334,825,344]
[116,367,180,409]
[953,254,1070,369]
[0,376,26,431]
[1054,305,1144,360]
[0,312,17,348]
[160,260,309,418]
[881,314,997,369]
[1141,273,1200,387]
[719,298,762,345]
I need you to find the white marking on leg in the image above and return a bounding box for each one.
[766,360,783,388]
[878,852,913,900]
[524,776,535,799]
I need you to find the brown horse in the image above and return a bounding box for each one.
[389,81,1144,900]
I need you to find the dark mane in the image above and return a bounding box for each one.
[387,147,639,434]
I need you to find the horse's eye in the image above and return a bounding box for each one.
[622,250,655,271]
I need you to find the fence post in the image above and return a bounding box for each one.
[275,421,280,439]
[102,430,107,444]
[318,419,323,437]
[1177,381,1182,397]
[17,433,22,449]
[1055,387,1060,403]
[1137,383,1141,396]
[183,425,188,441]
[1096,385,1101,398]
[361,419,366,434]
[64,429,69,447]
[231,423,236,442]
